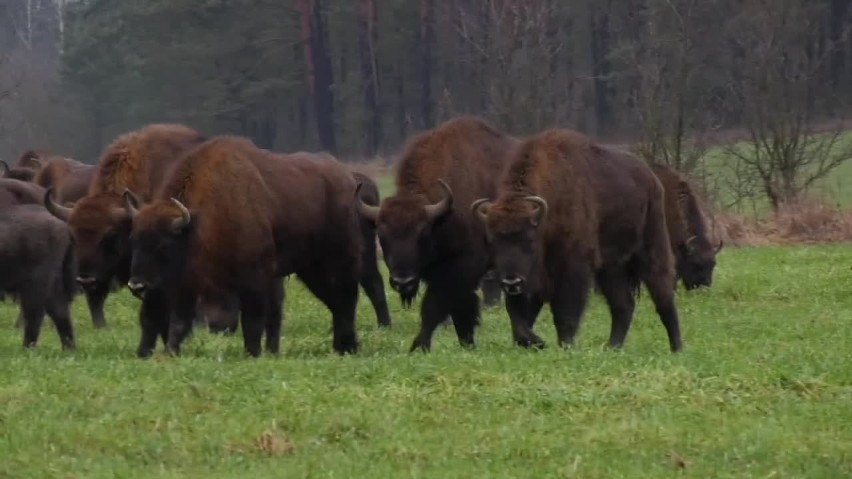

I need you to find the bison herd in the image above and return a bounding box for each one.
[0,117,722,357]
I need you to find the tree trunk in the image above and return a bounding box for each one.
[418,0,435,128]
[296,0,337,153]
[358,0,382,155]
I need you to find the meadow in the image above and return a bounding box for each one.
[1,245,850,478]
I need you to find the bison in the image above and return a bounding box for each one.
[355,116,518,352]
[0,204,77,350]
[0,160,39,182]
[35,156,98,205]
[0,178,45,209]
[351,171,392,328]
[649,163,723,290]
[44,123,206,330]
[124,136,363,358]
[472,129,683,352]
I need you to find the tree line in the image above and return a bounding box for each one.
[2,0,852,211]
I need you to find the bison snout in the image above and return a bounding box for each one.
[390,275,418,293]
[127,278,149,299]
[501,275,525,296]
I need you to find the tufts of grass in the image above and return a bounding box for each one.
[0,246,851,478]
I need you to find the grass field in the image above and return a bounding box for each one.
[1,245,851,478]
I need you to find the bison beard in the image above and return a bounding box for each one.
[126,136,362,358]
[355,116,518,352]
[473,129,683,353]
[0,204,77,350]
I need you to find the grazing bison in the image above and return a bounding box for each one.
[649,163,723,290]
[35,156,97,205]
[472,129,683,352]
[0,204,76,350]
[355,116,518,352]
[44,123,206,330]
[125,136,363,358]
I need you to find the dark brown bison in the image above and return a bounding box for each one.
[124,136,363,358]
[355,116,518,352]
[472,129,683,352]
[0,204,77,350]
[35,156,97,205]
[44,123,206,330]
[649,163,723,290]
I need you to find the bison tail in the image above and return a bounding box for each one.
[59,237,78,302]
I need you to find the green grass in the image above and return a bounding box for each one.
[2,246,851,478]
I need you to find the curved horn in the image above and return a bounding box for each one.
[44,187,72,222]
[354,182,380,222]
[0,160,9,177]
[470,198,492,223]
[123,189,140,218]
[715,239,724,254]
[424,179,453,220]
[170,197,191,232]
[523,196,548,226]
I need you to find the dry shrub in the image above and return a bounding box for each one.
[345,156,392,180]
[713,198,852,246]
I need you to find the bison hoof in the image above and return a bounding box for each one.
[333,335,359,355]
[136,348,154,359]
[515,336,545,350]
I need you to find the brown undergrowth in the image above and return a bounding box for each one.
[715,199,852,246]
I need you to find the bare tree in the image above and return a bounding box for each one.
[723,0,852,211]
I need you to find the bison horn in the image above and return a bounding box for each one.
[715,239,724,254]
[0,160,8,177]
[470,198,492,223]
[354,182,380,222]
[123,189,141,218]
[170,197,191,232]
[44,187,72,222]
[523,196,548,226]
[424,179,453,220]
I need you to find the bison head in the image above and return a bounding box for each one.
[45,188,132,292]
[472,195,547,296]
[125,193,195,299]
[0,160,37,182]
[354,179,453,307]
[677,235,723,290]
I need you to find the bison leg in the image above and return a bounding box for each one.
[359,241,392,328]
[550,267,593,348]
[409,286,451,353]
[20,301,46,349]
[238,288,269,358]
[137,290,171,358]
[166,292,198,356]
[45,297,75,350]
[299,268,360,355]
[84,282,109,329]
[264,279,285,356]
[595,266,638,350]
[505,294,545,349]
[449,290,480,349]
[480,274,503,308]
[641,272,683,353]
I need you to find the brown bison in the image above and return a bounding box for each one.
[35,156,98,205]
[44,123,206,330]
[355,116,518,352]
[351,171,391,328]
[472,129,683,352]
[649,163,723,290]
[124,136,363,358]
[0,204,77,350]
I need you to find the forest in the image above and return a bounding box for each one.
[2,0,852,212]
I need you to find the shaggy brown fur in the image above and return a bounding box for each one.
[34,157,97,204]
[43,123,206,331]
[649,163,722,290]
[475,129,682,352]
[127,136,363,358]
[15,149,50,169]
[355,116,519,352]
